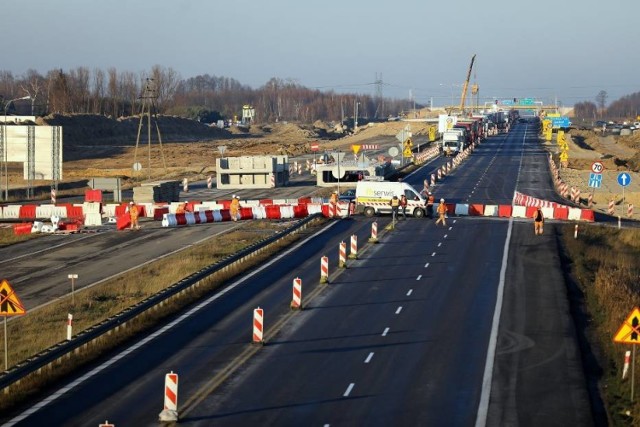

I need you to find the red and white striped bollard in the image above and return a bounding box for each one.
[628,203,633,218]
[158,371,179,422]
[291,277,302,310]
[430,173,436,187]
[51,188,56,204]
[587,193,593,207]
[369,222,378,243]
[608,199,615,215]
[623,350,631,380]
[182,178,188,193]
[339,241,347,268]
[67,313,73,341]
[320,256,329,283]
[207,175,212,189]
[253,307,264,344]
[349,234,358,259]
[574,224,578,239]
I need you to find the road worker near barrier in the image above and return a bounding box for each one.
[128,201,140,230]
[175,203,186,214]
[399,194,408,220]
[533,206,544,235]
[230,195,240,221]
[389,195,400,223]
[329,191,339,218]
[426,193,435,218]
[435,198,447,226]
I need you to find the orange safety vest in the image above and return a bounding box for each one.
[437,203,447,214]
[427,195,435,205]
[129,205,139,220]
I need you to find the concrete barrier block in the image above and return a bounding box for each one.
[512,205,527,218]
[568,208,582,221]
[455,204,470,215]
[483,205,498,216]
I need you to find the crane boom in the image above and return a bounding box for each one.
[458,54,476,113]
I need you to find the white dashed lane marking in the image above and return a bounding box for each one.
[382,327,389,336]
[364,352,374,364]
[416,275,422,280]
[396,306,403,314]
[407,289,413,296]
[344,383,355,397]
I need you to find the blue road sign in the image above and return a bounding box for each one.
[550,117,571,128]
[618,172,632,187]
[588,173,603,188]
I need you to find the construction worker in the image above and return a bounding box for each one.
[230,195,240,221]
[128,201,140,230]
[329,190,339,218]
[389,195,400,222]
[533,206,544,235]
[175,203,186,214]
[399,194,408,220]
[435,198,447,226]
[426,193,435,218]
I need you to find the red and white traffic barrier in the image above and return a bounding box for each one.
[253,307,264,344]
[349,234,358,259]
[422,179,429,195]
[270,173,276,188]
[369,222,378,243]
[291,277,302,310]
[608,199,615,215]
[51,188,56,204]
[67,313,73,341]
[574,188,581,204]
[431,173,436,187]
[207,175,212,189]
[339,241,347,268]
[623,350,631,380]
[158,371,179,422]
[320,256,329,283]
[628,203,633,218]
[437,169,442,180]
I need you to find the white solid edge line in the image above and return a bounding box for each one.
[4,220,341,426]
[475,127,526,427]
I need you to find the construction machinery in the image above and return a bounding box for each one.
[458,54,476,114]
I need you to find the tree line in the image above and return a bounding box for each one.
[0,66,414,124]
[573,89,640,121]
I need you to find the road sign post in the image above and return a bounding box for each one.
[618,172,632,218]
[613,307,640,401]
[0,279,27,370]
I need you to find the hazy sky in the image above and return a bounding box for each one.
[4,0,639,107]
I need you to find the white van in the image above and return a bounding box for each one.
[355,180,426,218]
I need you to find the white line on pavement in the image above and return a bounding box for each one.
[382,327,389,336]
[344,383,355,397]
[416,275,422,280]
[407,289,413,296]
[395,306,403,314]
[364,352,374,364]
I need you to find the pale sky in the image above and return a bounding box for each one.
[3,0,638,107]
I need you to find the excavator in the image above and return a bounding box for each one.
[446,54,476,116]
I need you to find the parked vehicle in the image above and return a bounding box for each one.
[355,181,426,218]
[441,131,464,156]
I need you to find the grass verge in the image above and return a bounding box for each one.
[559,223,640,425]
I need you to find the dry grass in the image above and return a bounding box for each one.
[561,224,640,425]
[0,227,42,247]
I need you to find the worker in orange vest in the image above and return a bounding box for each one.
[435,198,447,226]
[533,206,544,235]
[128,201,140,230]
[230,195,240,221]
[426,193,435,218]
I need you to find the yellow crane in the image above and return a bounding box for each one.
[458,54,476,114]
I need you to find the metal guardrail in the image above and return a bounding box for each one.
[0,214,322,391]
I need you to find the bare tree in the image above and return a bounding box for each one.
[92,68,105,115]
[19,69,44,115]
[595,90,608,118]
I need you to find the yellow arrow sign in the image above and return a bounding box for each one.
[0,279,26,316]
[614,307,640,344]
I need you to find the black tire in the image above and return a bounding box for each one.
[413,208,425,218]
[364,206,375,217]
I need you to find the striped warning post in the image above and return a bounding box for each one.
[297,164,302,175]
[207,175,212,189]
[430,173,436,187]
[158,371,179,422]
[608,199,615,215]
[628,203,633,218]
[291,277,302,310]
[349,234,358,259]
[574,224,579,239]
[253,307,264,343]
[99,421,114,427]
[67,313,73,341]
[339,241,347,268]
[320,256,329,283]
[574,188,581,204]
[289,164,294,176]
[51,188,56,204]
[423,179,429,194]
[369,222,378,243]
[587,193,593,208]
[570,186,576,202]
[182,178,188,193]
[623,350,631,379]
[437,169,442,180]
[270,173,276,188]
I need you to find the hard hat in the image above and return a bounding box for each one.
[440,198,445,202]
[232,194,236,199]
[129,201,134,205]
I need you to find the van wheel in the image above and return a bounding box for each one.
[364,207,375,217]
[413,208,425,218]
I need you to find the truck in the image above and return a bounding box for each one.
[355,180,426,218]
[440,131,464,156]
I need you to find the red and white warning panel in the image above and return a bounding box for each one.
[291,277,302,310]
[253,307,264,344]
[158,371,179,422]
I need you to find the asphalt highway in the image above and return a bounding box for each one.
[1,123,596,426]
